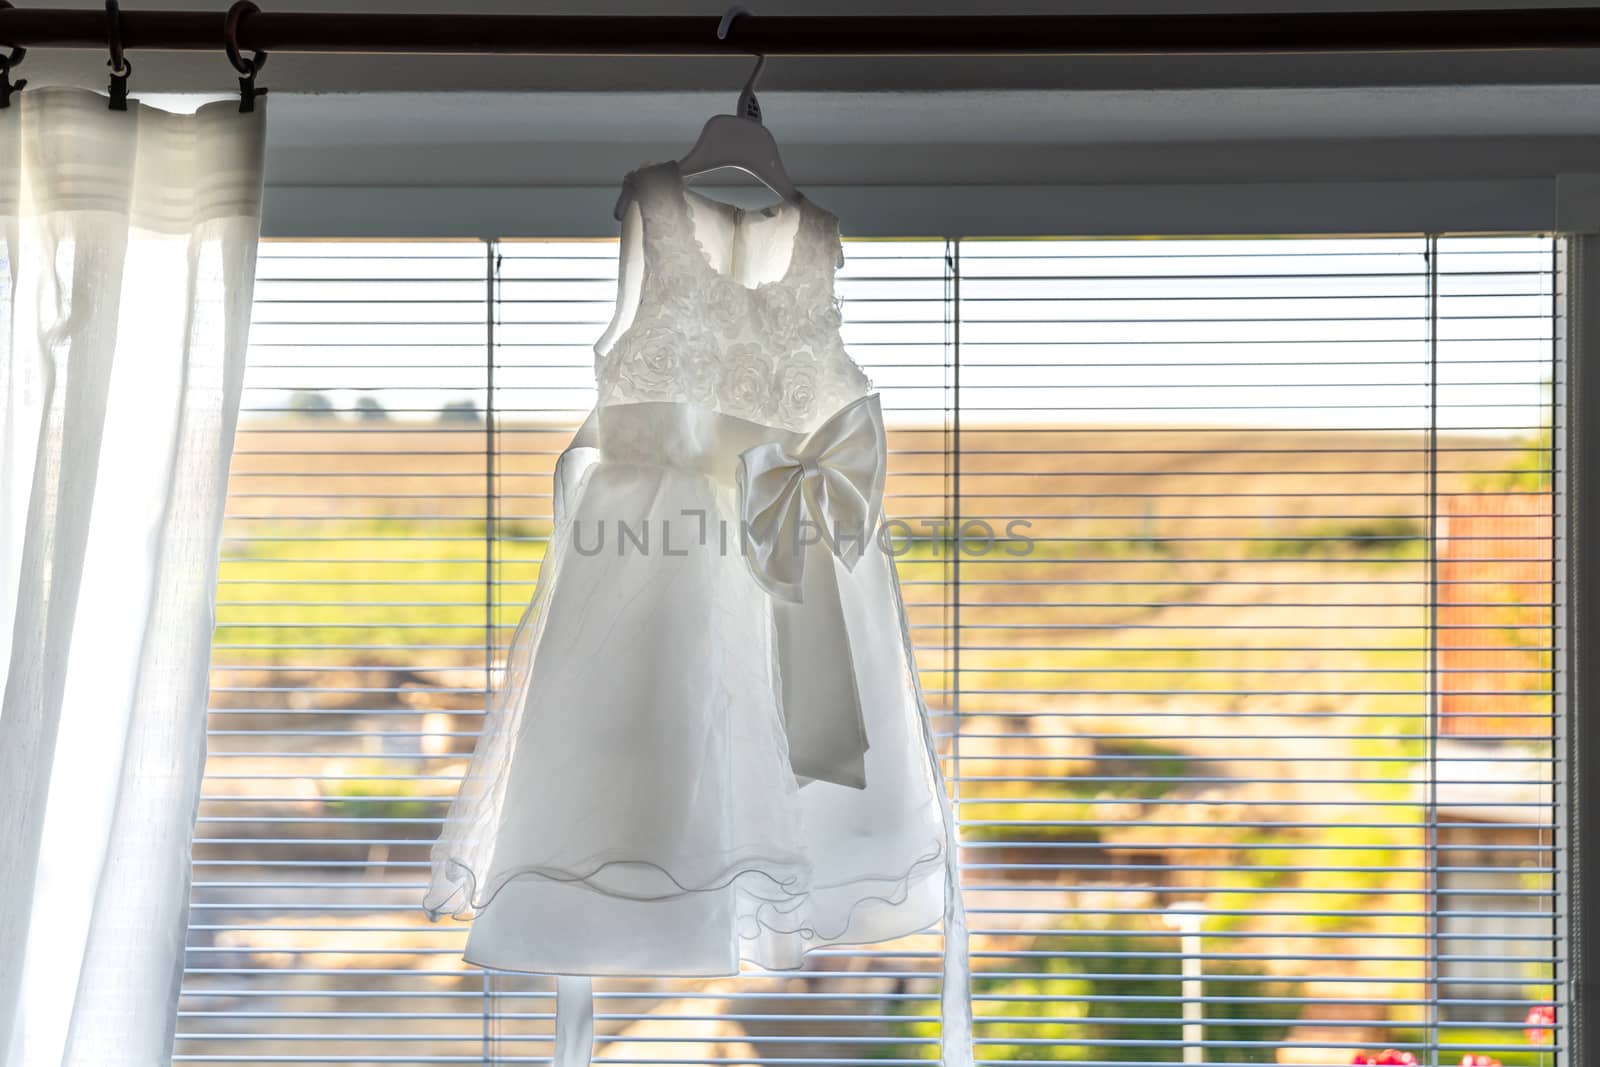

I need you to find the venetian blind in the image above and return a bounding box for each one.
[175,233,1564,1067]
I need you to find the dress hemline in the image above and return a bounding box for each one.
[426,841,948,977]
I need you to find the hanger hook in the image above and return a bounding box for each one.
[737,55,764,122]
[715,5,747,41]
[106,0,131,111]
[716,7,763,123]
[0,0,26,110]
[225,1,269,113]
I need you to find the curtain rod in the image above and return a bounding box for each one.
[3,7,1600,57]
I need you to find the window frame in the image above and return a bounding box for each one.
[186,224,1586,1066]
[1560,234,1593,1067]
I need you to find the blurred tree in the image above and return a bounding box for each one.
[438,398,483,425]
[354,395,389,422]
[286,390,336,418]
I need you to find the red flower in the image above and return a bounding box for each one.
[1460,1055,1502,1067]
[1347,1048,1436,1066]
[1525,1004,1556,1044]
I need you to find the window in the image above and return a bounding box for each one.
[177,234,1563,1066]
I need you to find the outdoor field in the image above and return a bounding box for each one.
[184,413,1556,1066]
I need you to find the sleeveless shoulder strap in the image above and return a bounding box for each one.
[619,162,725,306]
[595,163,687,363]
[805,201,846,272]
[785,198,845,299]
[619,162,676,211]
[622,163,694,259]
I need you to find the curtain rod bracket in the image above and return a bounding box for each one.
[0,1,23,109]
[0,56,21,109]
[106,0,130,110]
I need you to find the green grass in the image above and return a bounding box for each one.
[322,761,436,822]
[214,518,548,665]
[892,920,1301,1063]
[960,737,1190,846]
[1249,516,1428,560]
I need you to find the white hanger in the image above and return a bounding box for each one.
[614,7,800,220]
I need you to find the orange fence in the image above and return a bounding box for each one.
[1438,493,1554,738]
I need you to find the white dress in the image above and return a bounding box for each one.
[425,161,970,1067]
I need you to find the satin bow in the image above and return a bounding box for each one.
[736,394,886,604]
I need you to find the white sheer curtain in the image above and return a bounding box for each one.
[0,88,265,1065]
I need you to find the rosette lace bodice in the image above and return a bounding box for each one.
[595,162,871,433]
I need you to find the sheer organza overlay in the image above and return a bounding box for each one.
[425,163,970,1066]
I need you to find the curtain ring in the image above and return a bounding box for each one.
[0,0,26,110]
[106,0,131,111]
[106,0,126,76]
[225,0,266,76]
[225,1,268,113]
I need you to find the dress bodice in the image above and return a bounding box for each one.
[594,162,871,433]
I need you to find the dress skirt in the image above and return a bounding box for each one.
[424,400,952,977]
